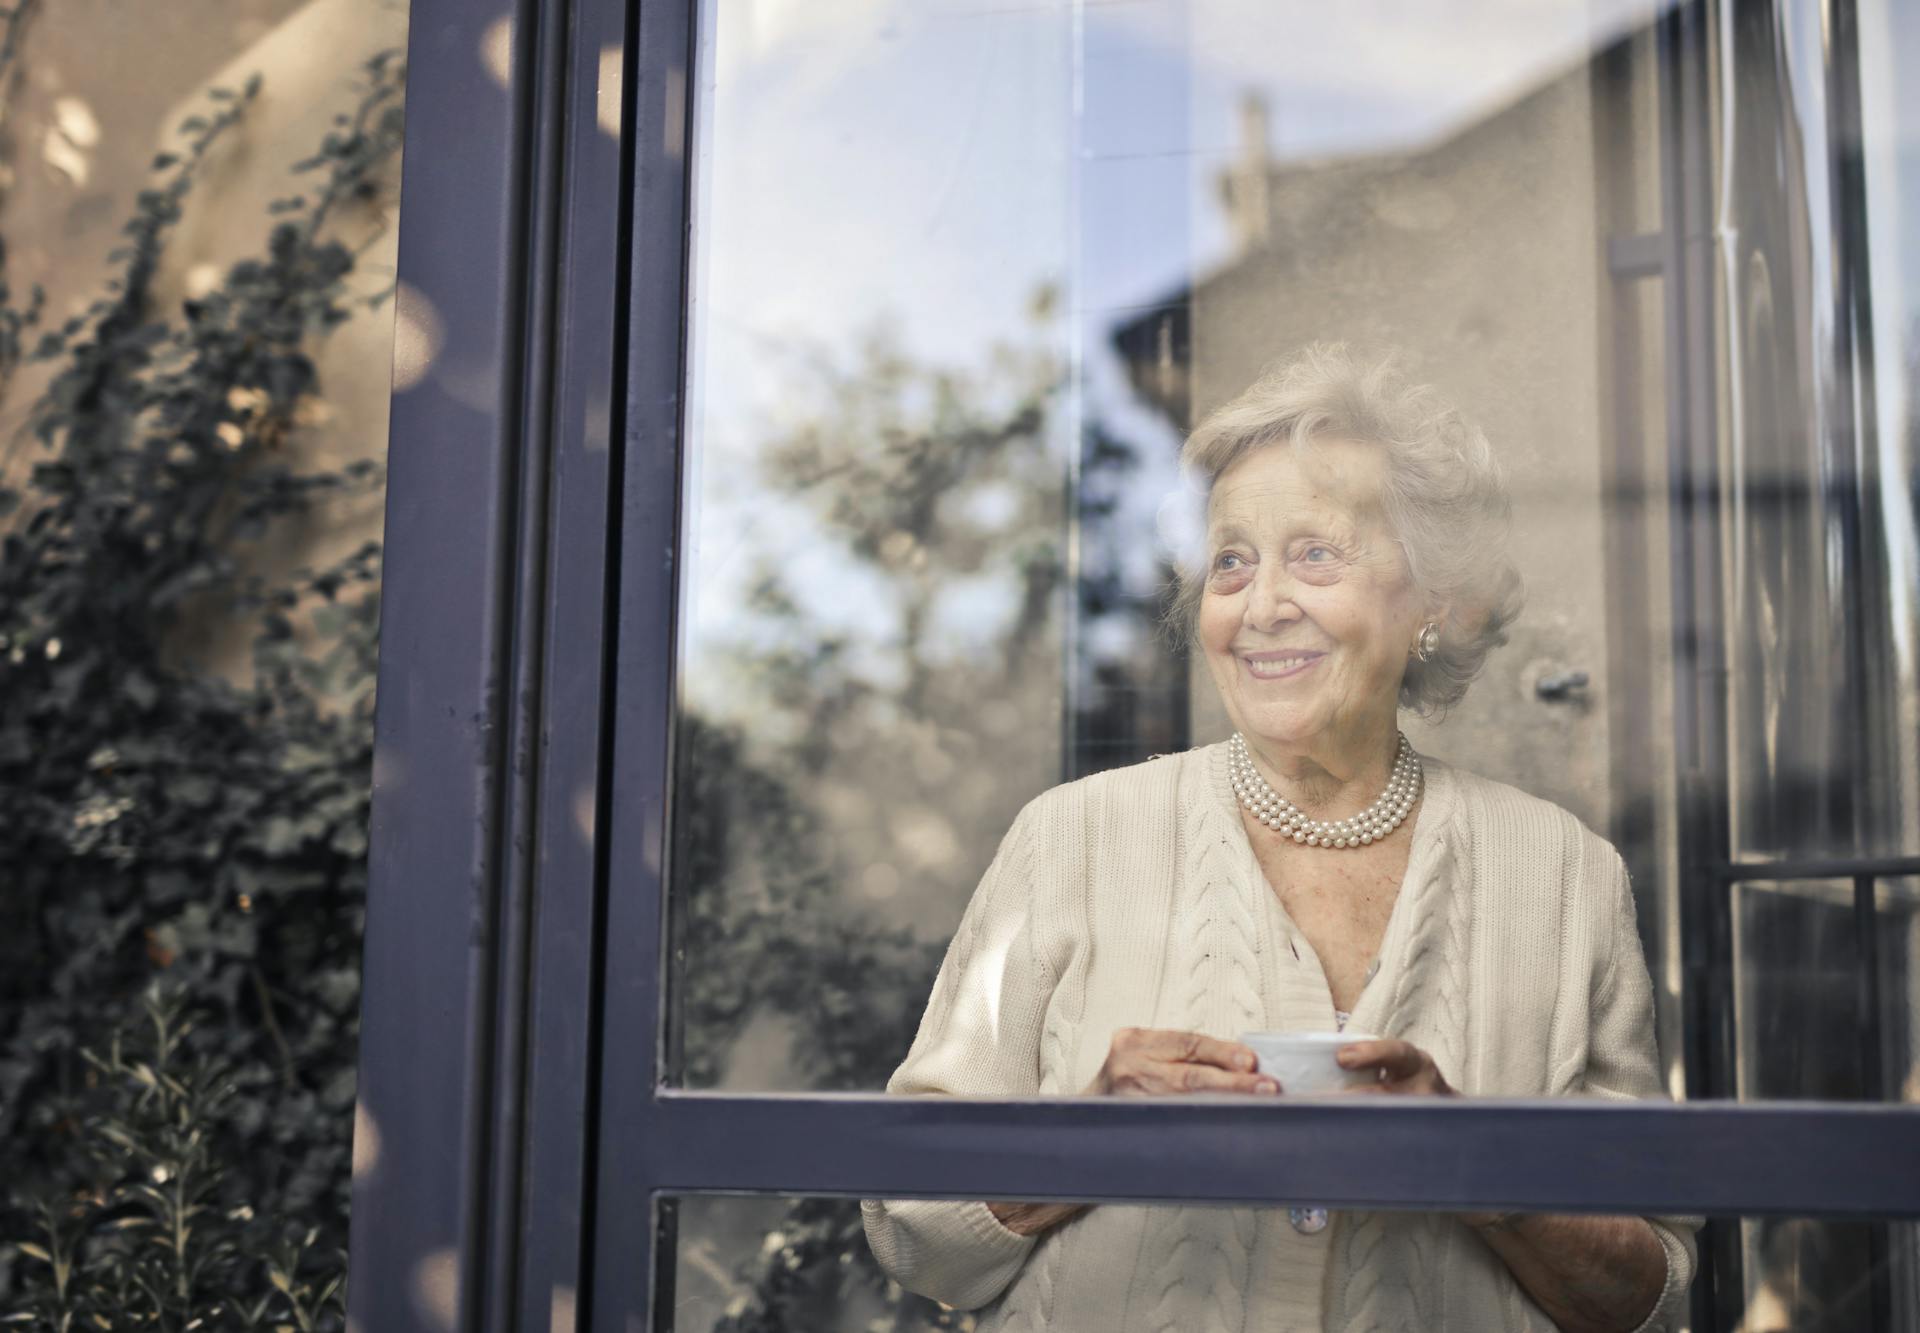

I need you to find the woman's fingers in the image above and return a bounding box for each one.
[1161,1029,1261,1073]
[1116,1027,1259,1073]
[1108,1056,1276,1096]
[1336,1038,1454,1095]
[1337,1039,1419,1077]
[1101,1028,1278,1095]
[1156,1061,1279,1095]
[1103,1031,1453,1097]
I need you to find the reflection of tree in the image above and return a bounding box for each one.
[675,716,942,1092]
[675,313,1061,1328]
[726,322,1065,715]
[680,319,1067,1063]
[674,712,963,1327]
[1069,411,1189,777]
[678,304,1175,1329]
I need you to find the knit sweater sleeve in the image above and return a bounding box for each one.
[1581,848,1700,1333]
[861,800,1058,1310]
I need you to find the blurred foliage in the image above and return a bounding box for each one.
[674,719,966,1333]
[676,322,1070,1081]
[674,318,1160,1331]
[0,48,404,1327]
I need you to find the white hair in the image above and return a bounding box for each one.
[1163,343,1523,716]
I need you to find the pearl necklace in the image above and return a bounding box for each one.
[1228,732,1422,848]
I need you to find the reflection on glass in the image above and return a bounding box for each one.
[1881,879,1920,1104]
[1731,877,1920,1104]
[675,0,1709,1095]
[1718,0,1920,862]
[1854,0,1920,862]
[669,1,1920,1326]
[1733,880,1873,1101]
[677,0,1076,1092]
[1737,1217,1920,1333]
[1716,2,1855,862]
[671,0,1920,1150]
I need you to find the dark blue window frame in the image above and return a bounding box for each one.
[347,1,1920,1330]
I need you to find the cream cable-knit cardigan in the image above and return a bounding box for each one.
[862,741,1697,1332]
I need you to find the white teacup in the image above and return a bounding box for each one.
[1238,1030,1381,1095]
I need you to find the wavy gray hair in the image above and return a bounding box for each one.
[1163,343,1523,716]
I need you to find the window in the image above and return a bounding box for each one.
[351,0,1920,1329]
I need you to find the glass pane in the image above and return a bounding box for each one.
[675,0,1698,1092]
[1852,0,1920,861]
[1882,878,1920,1103]
[1731,877,1920,1102]
[1738,1218,1920,1333]
[676,0,1075,1093]
[1733,880,1869,1100]
[667,1195,1920,1333]
[1728,883,1920,1114]
[669,0,1920,1121]
[0,0,407,1320]
[1722,0,1920,861]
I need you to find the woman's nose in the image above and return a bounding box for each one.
[1245,566,1301,631]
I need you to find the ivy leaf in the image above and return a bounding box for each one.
[122,670,158,710]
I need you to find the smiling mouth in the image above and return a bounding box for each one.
[1240,651,1324,680]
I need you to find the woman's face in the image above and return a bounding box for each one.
[1197,438,1427,760]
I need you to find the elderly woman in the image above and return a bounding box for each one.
[861,345,1696,1332]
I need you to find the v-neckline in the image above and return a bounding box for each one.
[1202,739,1457,1036]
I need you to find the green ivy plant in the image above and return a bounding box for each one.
[0,47,404,1325]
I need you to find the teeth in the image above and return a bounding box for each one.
[1248,656,1309,673]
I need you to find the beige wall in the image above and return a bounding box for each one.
[0,0,309,486]
[0,0,406,684]
[152,0,407,680]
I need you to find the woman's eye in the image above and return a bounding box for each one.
[1214,552,1244,571]
[1300,545,1333,563]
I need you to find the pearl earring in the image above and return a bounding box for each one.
[1413,622,1440,662]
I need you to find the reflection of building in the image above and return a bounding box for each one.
[1112,66,1634,834]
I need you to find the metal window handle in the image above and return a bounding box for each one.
[1535,670,1590,702]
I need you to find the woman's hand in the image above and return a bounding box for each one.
[1334,1038,1456,1096]
[989,1030,1276,1240]
[1085,1027,1280,1097]
[1332,1038,1666,1328]
[1456,1213,1669,1333]
[987,1200,1086,1237]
